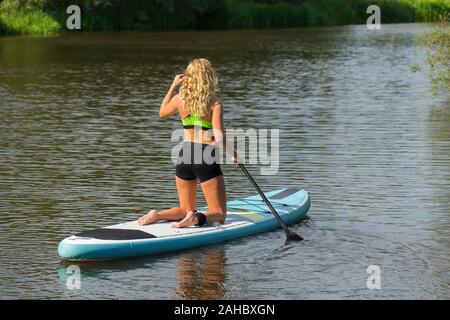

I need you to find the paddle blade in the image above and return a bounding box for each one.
[286,229,303,241]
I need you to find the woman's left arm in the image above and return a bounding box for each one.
[159,74,183,118]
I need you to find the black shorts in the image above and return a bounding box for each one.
[175,142,223,183]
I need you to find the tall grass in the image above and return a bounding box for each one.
[0,10,60,35]
[405,0,450,21]
[414,13,450,93]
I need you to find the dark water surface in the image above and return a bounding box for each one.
[0,24,449,299]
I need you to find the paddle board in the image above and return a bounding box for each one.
[58,187,310,261]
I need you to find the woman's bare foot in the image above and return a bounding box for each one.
[138,210,160,226]
[172,211,199,228]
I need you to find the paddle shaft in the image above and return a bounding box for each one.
[238,163,289,231]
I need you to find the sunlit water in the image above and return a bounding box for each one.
[0,24,449,299]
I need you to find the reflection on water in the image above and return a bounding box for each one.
[0,23,449,299]
[56,248,227,299]
[176,249,227,300]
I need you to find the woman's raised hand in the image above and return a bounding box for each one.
[171,74,184,88]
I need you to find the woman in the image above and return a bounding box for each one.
[139,58,240,228]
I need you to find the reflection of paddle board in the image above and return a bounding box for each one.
[58,188,310,261]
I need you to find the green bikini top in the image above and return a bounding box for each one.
[182,113,212,130]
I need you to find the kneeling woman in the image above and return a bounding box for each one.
[139,58,240,228]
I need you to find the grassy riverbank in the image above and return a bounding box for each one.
[0,10,59,35]
[0,0,448,36]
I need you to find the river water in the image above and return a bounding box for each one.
[0,23,449,299]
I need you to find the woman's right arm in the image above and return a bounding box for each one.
[211,100,241,164]
[159,74,183,118]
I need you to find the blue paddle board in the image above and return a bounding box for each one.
[58,188,310,261]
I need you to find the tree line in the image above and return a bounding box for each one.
[0,0,448,35]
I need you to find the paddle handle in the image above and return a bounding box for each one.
[238,163,288,230]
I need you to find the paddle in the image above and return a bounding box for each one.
[238,163,303,241]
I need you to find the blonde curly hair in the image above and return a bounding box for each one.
[179,58,218,117]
